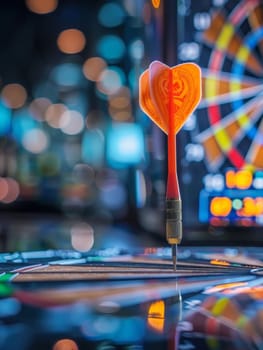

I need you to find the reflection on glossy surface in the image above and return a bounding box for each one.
[178,280,263,349]
[0,247,262,349]
[148,300,165,333]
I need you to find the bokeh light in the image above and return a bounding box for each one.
[25,0,58,14]
[53,339,79,350]
[60,110,85,135]
[210,197,232,217]
[70,222,94,252]
[123,0,138,16]
[29,98,51,121]
[106,123,145,167]
[22,128,49,154]
[0,101,11,135]
[0,177,20,204]
[97,35,125,62]
[57,29,86,54]
[108,86,132,121]
[98,2,125,27]
[1,83,27,109]
[82,129,104,167]
[108,86,131,109]
[97,67,124,95]
[151,0,161,9]
[109,109,132,122]
[52,63,83,87]
[82,57,107,82]
[45,103,67,128]
[12,109,37,144]
[129,39,144,60]
[0,178,9,201]
[135,170,147,208]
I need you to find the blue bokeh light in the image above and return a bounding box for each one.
[98,2,125,28]
[97,66,126,96]
[82,129,104,167]
[97,35,125,62]
[12,109,38,144]
[51,63,84,87]
[106,123,144,168]
[0,100,11,135]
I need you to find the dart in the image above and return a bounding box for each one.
[139,61,202,269]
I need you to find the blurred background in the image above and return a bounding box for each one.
[0,0,263,253]
[0,0,168,252]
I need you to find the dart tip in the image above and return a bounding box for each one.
[172,244,177,270]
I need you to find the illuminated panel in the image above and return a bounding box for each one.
[199,170,263,225]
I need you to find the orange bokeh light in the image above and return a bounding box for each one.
[26,0,58,14]
[235,170,253,189]
[53,339,79,350]
[45,103,67,128]
[29,98,51,121]
[210,197,232,217]
[82,57,107,82]
[225,169,253,189]
[225,170,235,188]
[0,178,9,200]
[1,83,27,109]
[109,86,131,109]
[243,197,257,216]
[57,29,86,54]
[236,170,253,190]
[237,197,263,217]
[152,0,161,9]
[0,177,20,203]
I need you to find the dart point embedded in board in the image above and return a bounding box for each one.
[139,60,202,270]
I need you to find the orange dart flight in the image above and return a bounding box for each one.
[139,60,202,269]
[139,60,201,135]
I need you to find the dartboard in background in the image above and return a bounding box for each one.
[177,0,263,230]
[178,0,263,172]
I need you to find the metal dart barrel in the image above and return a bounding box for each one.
[166,198,182,270]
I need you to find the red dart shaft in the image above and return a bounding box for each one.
[166,70,183,270]
[166,68,180,200]
[167,132,180,199]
